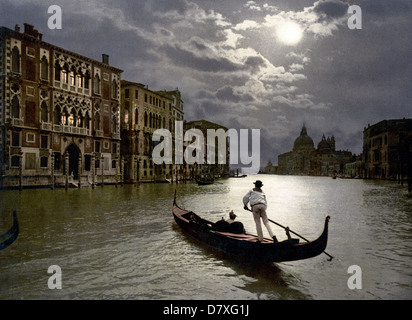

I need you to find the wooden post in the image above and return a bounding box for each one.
[91,154,95,189]
[101,154,104,187]
[78,154,82,188]
[50,153,55,190]
[65,152,69,190]
[18,152,23,191]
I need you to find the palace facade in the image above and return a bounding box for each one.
[120,80,187,182]
[0,24,122,189]
[184,120,230,178]
[362,119,412,180]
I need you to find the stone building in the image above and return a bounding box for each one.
[263,160,277,174]
[276,125,352,176]
[0,24,122,189]
[343,154,364,179]
[120,80,189,182]
[311,134,352,176]
[184,120,230,179]
[363,119,412,180]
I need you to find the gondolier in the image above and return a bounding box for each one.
[243,180,278,243]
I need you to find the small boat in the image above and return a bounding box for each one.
[0,211,19,251]
[195,176,215,185]
[230,170,247,178]
[172,194,330,262]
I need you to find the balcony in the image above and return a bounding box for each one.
[95,130,104,137]
[53,124,90,136]
[10,146,22,155]
[40,122,53,131]
[10,118,24,126]
[112,132,121,140]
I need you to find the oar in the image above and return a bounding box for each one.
[246,208,334,261]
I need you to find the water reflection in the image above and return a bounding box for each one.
[173,224,310,299]
[1,175,411,300]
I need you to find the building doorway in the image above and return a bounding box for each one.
[66,144,81,179]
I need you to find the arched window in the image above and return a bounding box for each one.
[11,46,20,73]
[78,113,84,127]
[84,112,90,129]
[112,79,118,99]
[11,96,20,119]
[135,136,139,154]
[54,61,61,81]
[135,108,138,125]
[62,64,69,84]
[94,73,101,94]
[54,106,61,124]
[95,112,101,130]
[77,70,84,88]
[84,70,90,89]
[124,109,129,124]
[144,112,148,127]
[61,108,69,125]
[112,115,118,133]
[41,101,48,123]
[68,108,77,126]
[40,56,48,80]
[70,66,76,86]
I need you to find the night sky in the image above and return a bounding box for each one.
[1,0,411,167]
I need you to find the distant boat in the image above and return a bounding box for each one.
[230,169,247,178]
[0,211,19,251]
[172,192,330,262]
[195,176,215,185]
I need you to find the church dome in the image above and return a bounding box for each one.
[293,125,315,151]
[317,135,330,151]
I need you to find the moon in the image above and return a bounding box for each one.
[276,21,303,45]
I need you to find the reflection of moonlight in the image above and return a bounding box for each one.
[276,21,303,45]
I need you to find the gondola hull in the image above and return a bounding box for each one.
[0,211,19,251]
[173,201,329,262]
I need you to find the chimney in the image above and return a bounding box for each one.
[24,23,34,35]
[102,54,109,65]
[23,23,42,40]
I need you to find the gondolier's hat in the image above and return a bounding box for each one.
[253,180,263,187]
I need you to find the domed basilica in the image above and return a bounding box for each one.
[274,125,352,176]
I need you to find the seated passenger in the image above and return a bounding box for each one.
[212,210,245,234]
[226,210,237,224]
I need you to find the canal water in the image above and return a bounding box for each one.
[0,175,411,300]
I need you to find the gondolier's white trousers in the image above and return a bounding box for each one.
[252,204,275,241]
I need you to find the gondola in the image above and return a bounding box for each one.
[195,177,215,185]
[0,211,19,251]
[172,194,330,262]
